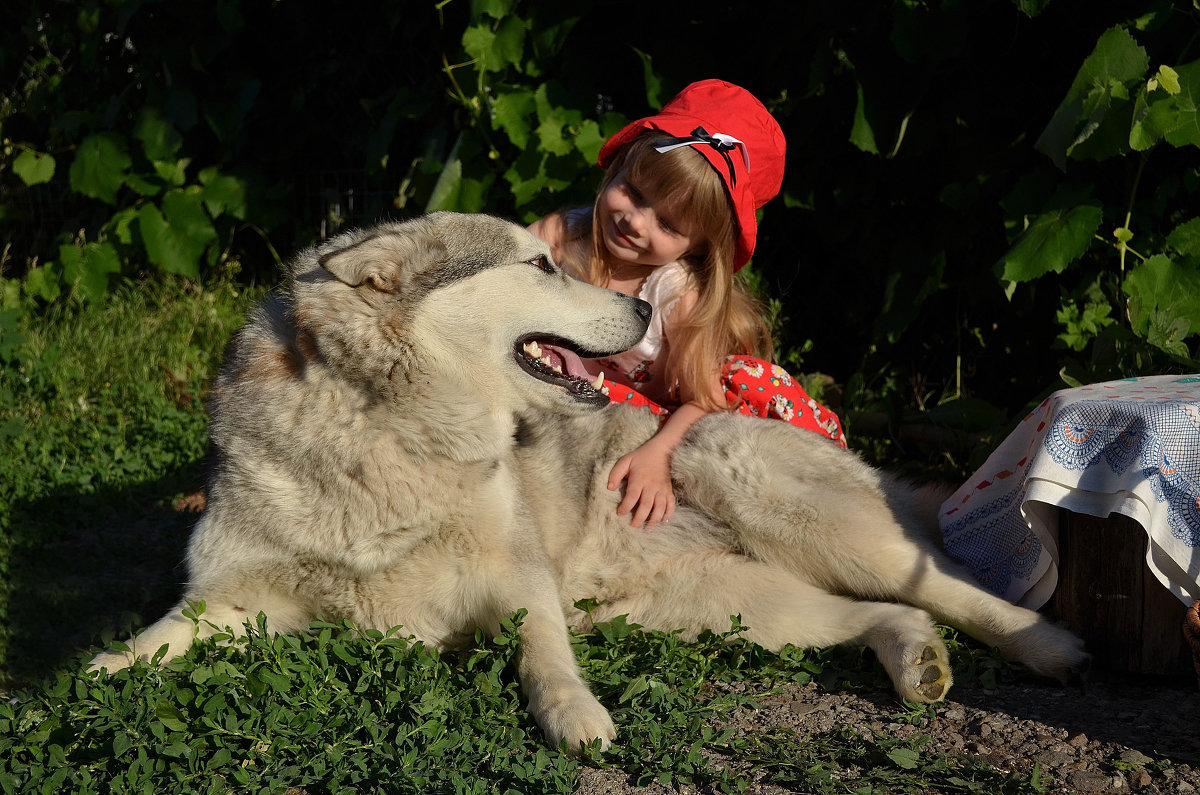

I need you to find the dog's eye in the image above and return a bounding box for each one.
[528,255,554,274]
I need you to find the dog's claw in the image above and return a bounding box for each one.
[917,679,946,700]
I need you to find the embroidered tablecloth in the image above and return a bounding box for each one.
[939,375,1200,609]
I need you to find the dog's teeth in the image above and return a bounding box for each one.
[540,356,552,367]
[592,372,604,389]
[551,364,562,373]
[523,342,542,358]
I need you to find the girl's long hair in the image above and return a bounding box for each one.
[565,133,773,411]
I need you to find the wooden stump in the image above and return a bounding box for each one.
[1047,510,1192,676]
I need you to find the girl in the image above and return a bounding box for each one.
[529,79,844,531]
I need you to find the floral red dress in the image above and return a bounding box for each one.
[593,263,846,447]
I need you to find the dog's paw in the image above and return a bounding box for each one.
[87,649,136,675]
[532,688,617,756]
[900,641,954,703]
[873,618,954,704]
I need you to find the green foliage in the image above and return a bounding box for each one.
[0,279,259,679]
[4,1,1199,453]
[1,606,1043,795]
[1004,15,1200,384]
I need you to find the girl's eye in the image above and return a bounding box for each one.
[528,254,554,274]
[658,217,680,236]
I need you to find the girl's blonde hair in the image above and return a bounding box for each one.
[567,133,773,411]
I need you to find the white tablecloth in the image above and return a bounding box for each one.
[939,375,1200,609]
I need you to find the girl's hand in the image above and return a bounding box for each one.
[608,440,676,531]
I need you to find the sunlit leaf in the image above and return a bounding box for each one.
[69,133,130,204]
[1131,59,1200,150]
[1123,254,1200,340]
[1036,26,1149,168]
[198,168,248,220]
[13,150,56,186]
[138,190,217,278]
[999,205,1103,282]
[462,16,526,72]
[493,89,536,148]
[573,119,605,164]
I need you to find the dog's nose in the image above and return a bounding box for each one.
[633,298,652,324]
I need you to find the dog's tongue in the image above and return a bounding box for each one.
[539,343,601,381]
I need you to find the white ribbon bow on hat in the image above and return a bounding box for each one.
[654,126,751,186]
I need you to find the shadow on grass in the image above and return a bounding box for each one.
[2,463,206,686]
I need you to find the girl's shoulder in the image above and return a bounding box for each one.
[644,260,694,297]
[528,208,592,278]
[644,262,697,319]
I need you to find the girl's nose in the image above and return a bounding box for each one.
[626,205,652,236]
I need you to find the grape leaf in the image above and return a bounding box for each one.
[1167,218,1200,258]
[1131,59,1200,150]
[13,150,56,186]
[1036,27,1149,168]
[69,133,130,204]
[58,241,121,302]
[1123,254,1200,342]
[999,205,1103,282]
[138,190,218,278]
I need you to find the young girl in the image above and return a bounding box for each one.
[528,79,844,531]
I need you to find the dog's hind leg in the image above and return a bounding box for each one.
[594,552,954,703]
[671,416,1089,685]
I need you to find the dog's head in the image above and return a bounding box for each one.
[296,212,650,415]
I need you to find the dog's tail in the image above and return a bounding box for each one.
[912,482,954,531]
[885,478,954,546]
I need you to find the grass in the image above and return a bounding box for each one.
[0,279,261,682]
[0,279,1047,794]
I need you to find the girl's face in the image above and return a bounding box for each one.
[596,172,698,269]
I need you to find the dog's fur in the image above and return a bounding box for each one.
[91,212,1088,751]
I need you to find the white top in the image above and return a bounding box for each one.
[593,261,691,406]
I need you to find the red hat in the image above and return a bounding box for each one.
[597,79,786,270]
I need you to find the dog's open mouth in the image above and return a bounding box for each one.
[515,336,609,405]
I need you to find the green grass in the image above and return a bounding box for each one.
[0,279,261,683]
[0,281,1047,794]
[1,612,1046,795]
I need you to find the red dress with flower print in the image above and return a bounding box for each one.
[602,356,846,448]
[593,262,845,447]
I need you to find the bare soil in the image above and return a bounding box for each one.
[577,670,1200,794]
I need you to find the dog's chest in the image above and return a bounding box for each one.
[328,453,507,570]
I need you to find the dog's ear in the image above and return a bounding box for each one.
[319,233,409,293]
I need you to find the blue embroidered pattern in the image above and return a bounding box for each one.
[1042,400,1200,548]
[942,463,1044,598]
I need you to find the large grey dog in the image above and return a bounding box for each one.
[91,212,1088,752]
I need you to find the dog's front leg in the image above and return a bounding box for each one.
[513,601,616,754]
[492,551,615,755]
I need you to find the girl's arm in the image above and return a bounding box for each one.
[608,291,726,530]
[608,400,709,530]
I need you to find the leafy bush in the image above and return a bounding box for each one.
[5,2,1199,460]
[1,611,1044,795]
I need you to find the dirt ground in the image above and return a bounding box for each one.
[576,669,1200,794]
